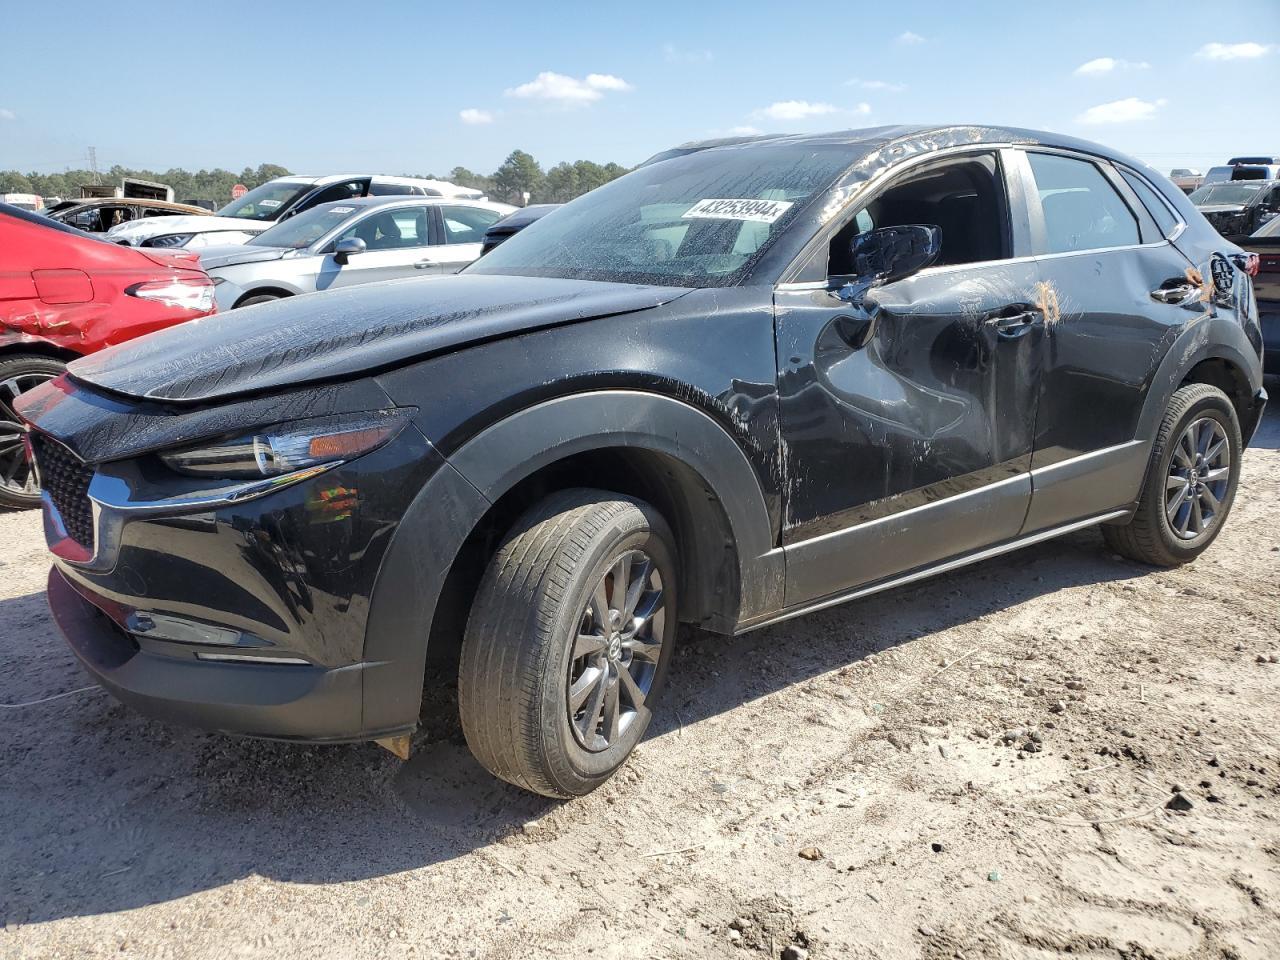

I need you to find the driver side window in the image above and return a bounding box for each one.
[826,152,1010,276]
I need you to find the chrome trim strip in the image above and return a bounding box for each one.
[194,652,310,665]
[736,509,1130,634]
[786,471,1028,550]
[1028,439,1145,478]
[58,462,338,573]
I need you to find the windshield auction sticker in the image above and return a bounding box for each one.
[683,198,793,223]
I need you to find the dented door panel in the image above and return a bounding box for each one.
[775,259,1044,604]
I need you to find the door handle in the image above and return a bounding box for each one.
[413,259,436,269]
[1150,280,1201,305]
[984,305,1040,338]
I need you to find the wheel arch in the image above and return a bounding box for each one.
[359,391,784,734]
[233,287,295,308]
[1135,317,1264,446]
[0,338,81,365]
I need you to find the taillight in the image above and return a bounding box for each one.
[125,276,216,312]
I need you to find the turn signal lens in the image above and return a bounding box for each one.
[159,409,415,479]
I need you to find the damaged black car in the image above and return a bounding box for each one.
[19,126,1267,798]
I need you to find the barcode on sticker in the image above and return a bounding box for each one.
[683,198,793,223]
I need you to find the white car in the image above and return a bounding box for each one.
[106,174,486,249]
[200,196,515,310]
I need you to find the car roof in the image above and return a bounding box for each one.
[54,197,209,212]
[308,196,508,212]
[641,124,1167,180]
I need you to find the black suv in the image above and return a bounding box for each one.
[20,126,1267,798]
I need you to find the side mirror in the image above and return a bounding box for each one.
[850,224,941,286]
[333,236,366,264]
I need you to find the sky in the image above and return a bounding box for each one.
[2,0,1277,179]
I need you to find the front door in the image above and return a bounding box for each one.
[775,150,1044,606]
[317,206,440,291]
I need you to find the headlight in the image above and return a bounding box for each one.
[143,233,194,248]
[125,277,216,312]
[158,410,415,479]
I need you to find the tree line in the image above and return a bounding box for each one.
[0,150,629,207]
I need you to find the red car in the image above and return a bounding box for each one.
[0,202,216,507]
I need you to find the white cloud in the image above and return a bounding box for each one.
[0,109,14,121]
[585,73,633,92]
[1074,56,1151,75]
[1195,41,1275,61]
[729,125,763,136]
[663,43,713,63]
[760,100,840,120]
[845,78,906,92]
[459,108,494,125]
[897,31,926,44]
[504,71,633,105]
[850,102,872,116]
[1076,96,1166,124]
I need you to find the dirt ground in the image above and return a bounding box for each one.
[1,388,1277,960]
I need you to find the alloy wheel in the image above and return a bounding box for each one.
[566,549,666,752]
[1165,416,1230,540]
[0,371,57,502]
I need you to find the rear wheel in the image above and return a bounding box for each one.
[1103,383,1242,566]
[458,489,678,798]
[0,356,66,509]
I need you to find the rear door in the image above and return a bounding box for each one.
[431,205,507,273]
[1015,149,1210,533]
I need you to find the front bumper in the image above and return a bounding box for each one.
[32,413,449,742]
[49,566,385,741]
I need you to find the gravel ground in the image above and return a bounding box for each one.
[2,387,1278,960]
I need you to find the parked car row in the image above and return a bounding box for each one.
[12,125,1270,800]
[105,174,487,249]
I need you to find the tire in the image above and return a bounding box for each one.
[235,294,282,308]
[1103,383,1242,567]
[0,356,67,510]
[459,488,679,798]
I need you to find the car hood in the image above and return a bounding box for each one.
[107,215,268,239]
[68,274,693,404]
[199,244,290,271]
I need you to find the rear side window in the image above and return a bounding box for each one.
[1027,153,1139,254]
[441,205,504,244]
[300,180,366,212]
[1119,169,1180,239]
[369,181,425,196]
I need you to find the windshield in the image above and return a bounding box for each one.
[216,180,312,221]
[467,143,855,286]
[1190,182,1266,206]
[247,202,360,249]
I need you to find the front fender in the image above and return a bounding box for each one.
[446,390,782,621]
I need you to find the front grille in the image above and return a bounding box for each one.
[31,433,95,549]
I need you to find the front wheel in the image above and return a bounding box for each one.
[458,489,678,798]
[1103,383,1242,567]
[0,356,67,509]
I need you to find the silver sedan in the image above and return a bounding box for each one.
[202,196,515,309]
